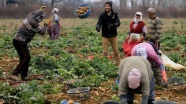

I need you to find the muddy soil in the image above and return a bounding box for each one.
[0,56,186,104]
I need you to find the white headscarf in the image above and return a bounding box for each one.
[136,46,147,59]
[52,8,59,14]
[134,12,142,23]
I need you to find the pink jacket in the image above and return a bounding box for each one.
[131,42,165,70]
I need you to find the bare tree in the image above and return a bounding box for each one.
[152,0,155,7]
[3,0,6,7]
[131,0,134,9]
[120,0,127,9]
[51,0,63,7]
[18,0,40,6]
[157,0,164,9]
[142,0,149,7]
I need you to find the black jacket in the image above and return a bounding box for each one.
[96,10,120,38]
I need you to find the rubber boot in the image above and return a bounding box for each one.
[127,100,133,104]
[148,99,155,104]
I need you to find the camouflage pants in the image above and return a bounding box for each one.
[151,63,162,86]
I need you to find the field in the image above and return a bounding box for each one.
[0,18,186,104]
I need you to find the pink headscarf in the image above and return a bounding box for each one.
[128,68,141,89]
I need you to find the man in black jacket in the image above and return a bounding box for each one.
[96,1,120,65]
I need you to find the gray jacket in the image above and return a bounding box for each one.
[118,56,153,104]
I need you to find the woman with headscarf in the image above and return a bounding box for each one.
[47,8,60,40]
[128,12,147,41]
[123,12,147,57]
[131,42,168,86]
[10,7,48,81]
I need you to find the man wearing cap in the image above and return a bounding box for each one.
[118,56,154,104]
[131,42,168,85]
[123,12,147,57]
[47,8,61,40]
[147,8,162,50]
[96,1,120,65]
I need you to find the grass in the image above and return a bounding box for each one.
[0,18,186,34]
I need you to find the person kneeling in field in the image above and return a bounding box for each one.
[10,6,48,81]
[123,33,142,57]
[118,56,154,104]
[131,42,168,85]
[123,12,147,57]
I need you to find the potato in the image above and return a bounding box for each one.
[67,100,74,104]
[155,97,162,100]
[76,6,89,16]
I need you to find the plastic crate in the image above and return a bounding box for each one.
[168,77,185,86]
[60,100,80,104]
[153,100,177,104]
[102,100,119,104]
[67,87,90,100]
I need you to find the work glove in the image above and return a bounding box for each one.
[96,27,100,32]
[120,95,128,104]
[142,32,146,37]
[44,19,51,26]
[147,99,155,104]
[39,6,47,11]
[127,31,131,35]
[108,23,115,29]
[43,23,48,27]
[161,70,168,83]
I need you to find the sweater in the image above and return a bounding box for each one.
[131,42,165,70]
[147,17,162,41]
[118,56,153,98]
[13,11,47,43]
[130,21,145,34]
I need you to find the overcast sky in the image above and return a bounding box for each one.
[85,0,121,7]
[84,0,96,2]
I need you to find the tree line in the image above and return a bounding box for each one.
[0,0,185,18]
